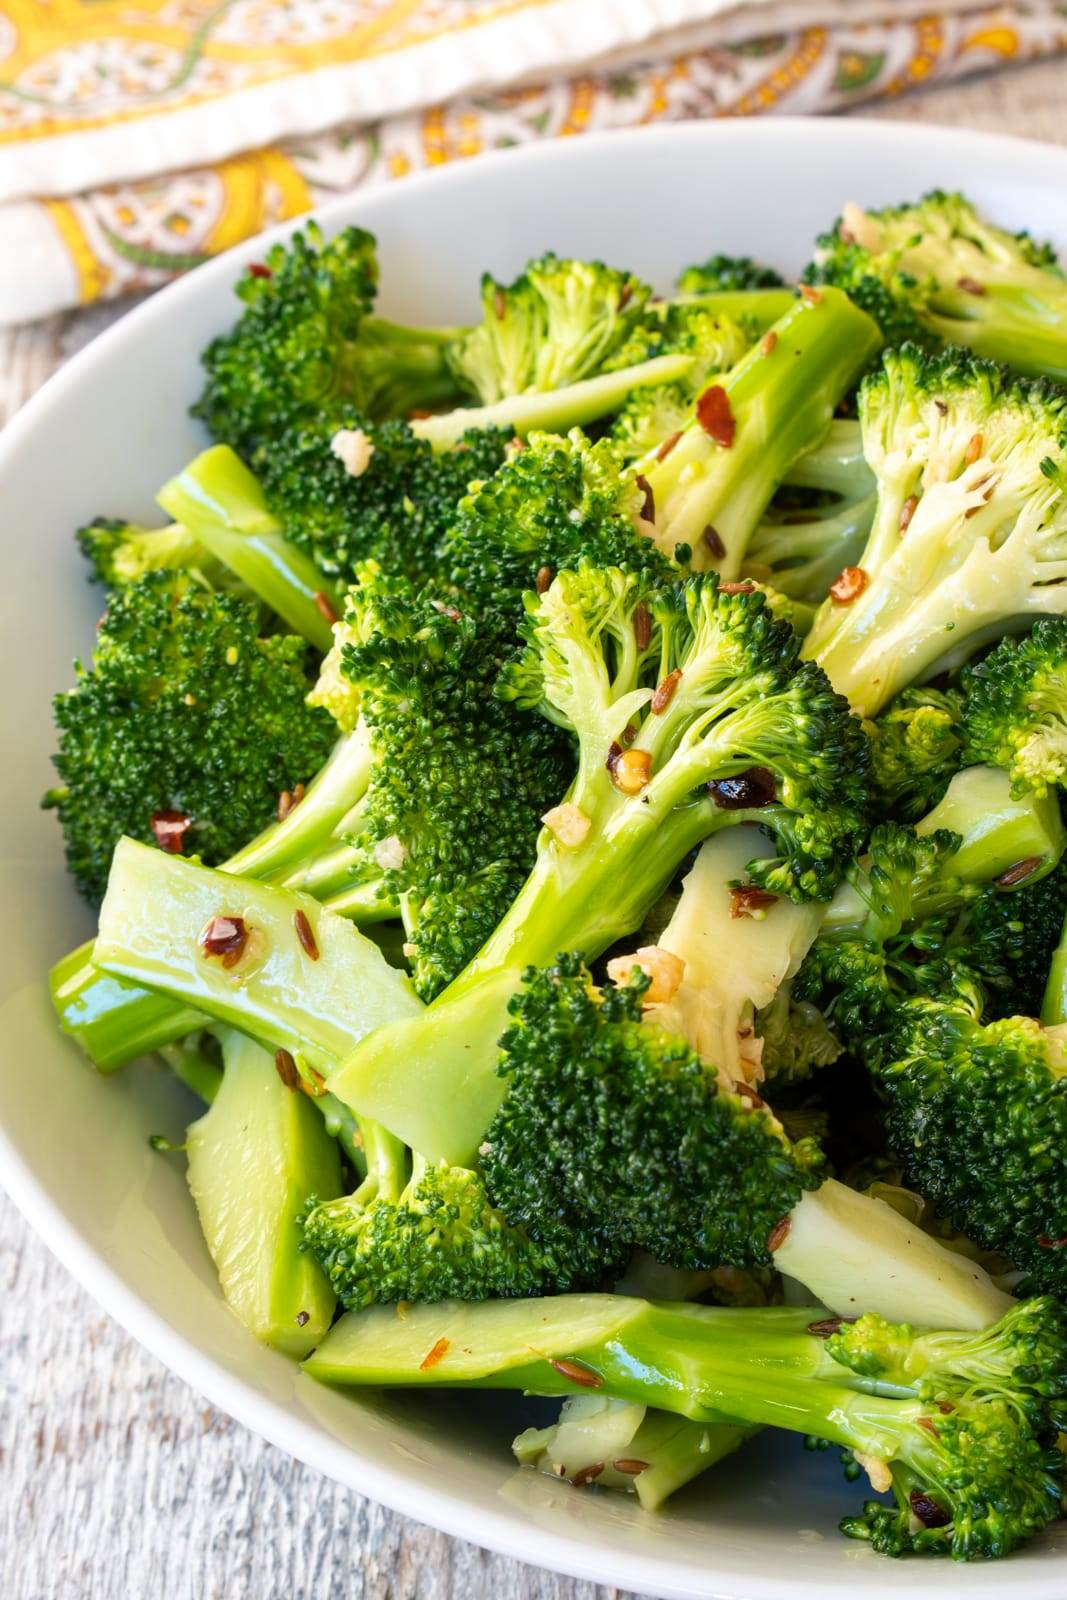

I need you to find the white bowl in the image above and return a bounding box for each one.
[3,118,1067,1600]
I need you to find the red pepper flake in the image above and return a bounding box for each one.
[570,1462,604,1487]
[829,566,868,605]
[1037,1233,1067,1249]
[703,525,725,560]
[957,276,986,296]
[760,330,778,357]
[274,1048,299,1090]
[493,287,506,320]
[535,564,553,595]
[613,1458,651,1476]
[936,1401,955,1415]
[633,602,652,651]
[899,495,919,534]
[806,1316,852,1338]
[605,740,622,776]
[247,262,272,279]
[995,857,1043,888]
[766,1215,791,1253]
[799,283,822,305]
[655,430,682,463]
[650,667,682,715]
[730,885,778,920]
[934,399,948,416]
[200,915,248,967]
[717,581,756,596]
[314,591,339,626]
[548,1357,603,1389]
[909,1490,952,1529]
[408,408,432,421]
[709,766,776,810]
[635,473,655,524]
[295,1310,310,1327]
[964,432,984,467]
[420,1337,450,1371]
[293,908,320,961]
[150,810,192,854]
[299,1064,327,1099]
[916,1416,940,1439]
[695,385,736,448]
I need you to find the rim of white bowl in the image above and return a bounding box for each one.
[4,116,1067,1600]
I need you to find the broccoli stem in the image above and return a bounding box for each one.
[780,418,871,499]
[158,1039,223,1103]
[227,721,374,878]
[641,289,881,577]
[923,292,1067,385]
[410,353,696,452]
[915,765,1065,884]
[158,445,342,651]
[676,288,798,330]
[1039,905,1067,1025]
[91,838,420,1071]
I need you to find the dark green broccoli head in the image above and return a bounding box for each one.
[962,618,1067,798]
[259,411,509,588]
[878,987,1067,1293]
[866,686,964,820]
[334,567,571,998]
[301,1160,616,1310]
[45,572,335,903]
[444,429,677,618]
[964,855,1067,1019]
[676,254,785,294]
[76,516,231,592]
[446,254,651,404]
[482,955,827,1272]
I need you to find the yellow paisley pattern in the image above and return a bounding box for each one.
[3,2,1066,315]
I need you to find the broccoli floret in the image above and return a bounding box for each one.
[866,686,964,820]
[802,345,1067,716]
[76,515,234,592]
[483,953,826,1271]
[607,304,756,462]
[969,855,1067,1021]
[327,567,870,1164]
[804,191,1067,381]
[44,572,335,903]
[301,1130,619,1311]
[445,253,650,405]
[259,413,510,588]
[638,289,881,577]
[879,986,1067,1294]
[756,988,844,1084]
[194,224,462,463]
[307,1293,1067,1562]
[676,254,786,294]
[961,618,1067,797]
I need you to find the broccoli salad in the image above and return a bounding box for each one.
[45,192,1067,1561]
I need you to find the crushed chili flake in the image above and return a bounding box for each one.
[313,591,339,626]
[730,885,778,920]
[655,430,682,462]
[650,667,682,714]
[909,1490,951,1529]
[703,525,725,560]
[549,1357,603,1389]
[829,566,868,605]
[964,432,984,467]
[995,857,1043,888]
[635,473,655,524]
[899,495,919,533]
[613,1458,651,1475]
[956,276,986,296]
[295,1310,310,1327]
[150,810,192,854]
[633,601,652,650]
[936,1401,955,1415]
[299,1064,327,1099]
[570,1462,604,1487]
[695,385,736,448]
[420,1337,450,1371]
[766,1215,791,1252]
[200,915,248,966]
[916,1416,940,1438]
[277,790,293,822]
[293,908,320,960]
[709,766,776,810]
[799,283,822,305]
[274,1048,299,1090]
[1037,1233,1067,1249]
[760,330,778,357]
[247,262,272,279]
[806,1316,852,1338]
[535,564,553,594]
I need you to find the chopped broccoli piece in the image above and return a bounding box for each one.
[76,515,233,592]
[866,686,964,820]
[676,254,786,294]
[961,618,1067,798]
[804,190,1067,381]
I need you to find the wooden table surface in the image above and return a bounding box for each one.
[3,61,1065,1600]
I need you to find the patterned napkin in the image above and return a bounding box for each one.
[1,0,1064,324]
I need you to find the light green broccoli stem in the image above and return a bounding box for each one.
[410,353,695,452]
[1039,904,1067,1025]
[781,418,870,499]
[915,765,1065,885]
[641,289,881,577]
[158,444,342,651]
[158,1038,223,1103]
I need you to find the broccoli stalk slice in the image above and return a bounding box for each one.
[91,838,420,1071]
[51,720,379,1071]
[76,516,235,591]
[306,1293,1066,1560]
[780,418,870,499]
[1040,904,1067,1026]
[639,289,881,577]
[157,1038,223,1103]
[158,445,342,651]
[410,352,695,452]
[744,491,877,605]
[914,765,1065,885]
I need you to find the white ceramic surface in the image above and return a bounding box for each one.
[3,119,1067,1600]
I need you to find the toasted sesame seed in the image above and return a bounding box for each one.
[655,430,682,462]
[964,432,984,467]
[633,602,652,650]
[799,283,822,304]
[760,330,778,356]
[293,908,320,960]
[613,1458,651,1476]
[957,276,986,296]
[899,495,919,533]
[703,525,725,559]
[717,581,756,595]
[548,1358,603,1389]
[766,1215,791,1252]
[420,1337,450,1371]
[650,667,682,714]
[729,884,778,919]
[200,915,248,965]
[536,565,553,594]
[995,856,1042,888]
[570,1463,604,1487]
[295,1310,310,1327]
[274,1048,299,1090]
[314,592,339,626]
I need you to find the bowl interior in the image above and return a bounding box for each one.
[3,119,1067,1600]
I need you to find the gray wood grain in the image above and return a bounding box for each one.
[2,61,1065,1600]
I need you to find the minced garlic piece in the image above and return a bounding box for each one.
[330,427,375,478]
[853,1450,893,1494]
[842,201,883,255]
[373,834,408,871]
[606,946,686,1005]
[541,802,591,848]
